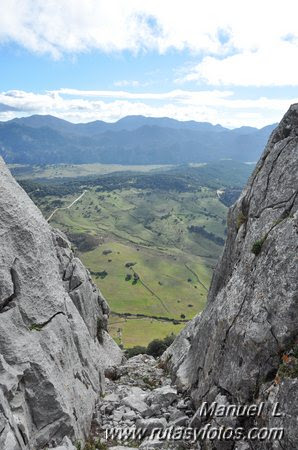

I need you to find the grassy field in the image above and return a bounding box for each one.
[15,162,251,348]
[10,162,173,179]
[109,316,185,348]
[82,240,209,318]
[48,188,226,256]
[37,185,227,347]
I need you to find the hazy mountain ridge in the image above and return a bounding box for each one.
[0,115,277,165]
[6,114,241,134]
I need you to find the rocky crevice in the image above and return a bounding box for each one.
[89,354,196,450]
[0,105,298,450]
[29,311,66,331]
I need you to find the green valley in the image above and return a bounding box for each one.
[17,161,253,348]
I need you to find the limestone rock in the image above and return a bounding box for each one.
[146,386,178,407]
[160,315,200,390]
[136,417,167,434]
[121,395,149,414]
[0,158,122,449]
[51,437,76,450]
[122,409,138,420]
[143,404,162,418]
[95,352,195,447]
[139,439,165,449]
[104,392,120,403]
[110,447,139,450]
[168,409,189,427]
[165,104,298,448]
[139,438,187,449]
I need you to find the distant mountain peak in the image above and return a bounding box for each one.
[0,113,277,166]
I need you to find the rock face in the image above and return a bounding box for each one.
[0,158,123,449]
[164,105,298,448]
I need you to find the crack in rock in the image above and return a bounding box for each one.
[29,311,66,331]
[0,261,20,313]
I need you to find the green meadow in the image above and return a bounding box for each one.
[19,162,253,347]
[43,186,226,347]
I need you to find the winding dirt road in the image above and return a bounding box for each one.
[47,190,86,222]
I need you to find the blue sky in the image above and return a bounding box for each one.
[1,0,298,128]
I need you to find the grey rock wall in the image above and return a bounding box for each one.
[0,158,123,449]
[165,104,298,449]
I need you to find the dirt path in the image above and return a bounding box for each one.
[185,263,208,291]
[47,190,86,222]
[130,268,170,313]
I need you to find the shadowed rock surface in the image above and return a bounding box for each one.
[0,158,123,449]
[163,104,298,449]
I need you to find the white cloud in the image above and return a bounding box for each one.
[0,89,297,128]
[1,1,298,86]
[178,43,298,86]
[0,0,230,57]
[56,88,233,101]
[114,80,142,88]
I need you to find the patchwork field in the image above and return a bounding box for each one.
[18,161,253,348]
[34,186,225,347]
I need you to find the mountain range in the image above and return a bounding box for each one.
[0,114,277,165]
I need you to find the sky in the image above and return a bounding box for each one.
[1,0,298,128]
